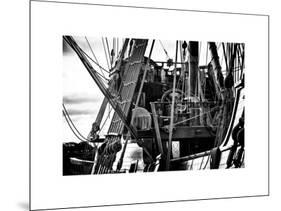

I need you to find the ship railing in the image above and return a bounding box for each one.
[170,143,241,164]
[69,157,95,165]
[151,101,220,127]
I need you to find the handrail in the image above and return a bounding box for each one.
[170,144,238,163]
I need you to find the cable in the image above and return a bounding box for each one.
[202,154,210,169]
[105,37,112,68]
[62,103,89,142]
[78,41,110,75]
[159,40,170,59]
[63,110,87,142]
[63,104,88,141]
[97,106,113,135]
[75,47,110,84]
[199,151,207,170]
[78,48,110,82]
[102,37,111,70]
[69,39,110,83]
[173,105,222,126]
[85,37,106,78]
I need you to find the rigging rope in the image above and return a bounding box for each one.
[102,37,111,70]
[63,110,85,142]
[203,154,210,169]
[97,106,113,135]
[199,151,207,170]
[173,105,222,126]
[77,40,109,75]
[159,40,170,59]
[74,49,109,85]
[85,37,106,78]
[78,48,110,82]
[105,38,112,68]
[71,41,110,84]
[62,103,89,142]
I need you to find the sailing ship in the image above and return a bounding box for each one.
[62,36,245,175]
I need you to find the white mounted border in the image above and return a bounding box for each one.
[30,1,269,210]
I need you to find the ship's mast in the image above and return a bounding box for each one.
[166,41,179,170]
[63,36,138,139]
[179,41,200,157]
[188,41,199,98]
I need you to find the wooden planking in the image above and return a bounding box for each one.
[108,39,148,135]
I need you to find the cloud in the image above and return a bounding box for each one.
[62,97,100,119]
[64,108,94,116]
[63,94,99,105]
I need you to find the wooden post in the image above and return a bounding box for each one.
[166,41,179,170]
[150,102,164,155]
[188,41,199,98]
[209,42,224,98]
[95,97,108,126]
[180,41,199,157]
[189,41,200,126]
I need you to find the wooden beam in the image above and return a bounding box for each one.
[150,102,164,155]
[166,41,179,170]
[188,41,199,98]
[209,42,224,96]
[94,97,108,126]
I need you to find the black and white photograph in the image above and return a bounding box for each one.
[28,1,269,210]
[62,36,245,175]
